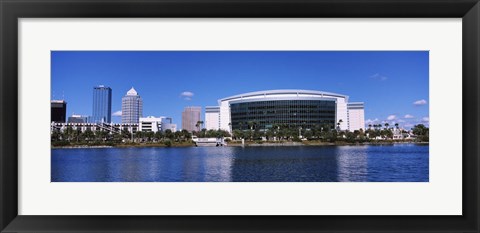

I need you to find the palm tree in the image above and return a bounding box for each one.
[248,121,254,130]
[384,123,389,129]
[395,123,399,129]
[368,124,372,129]
[337,119,343,131]
[195,121,202,132]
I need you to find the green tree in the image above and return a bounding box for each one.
[64,126,74,141]
[135,131,145,142]
[51,130,61,141]
[165,129,174,140]
[336,119,343,131]
[145,131,155,142]
[83,129,94,141]
[195,121,204,132]
[121,129,132,141]
[155,130,164,141]
[303,129,313,139]
[181,129,191,140]
[412,124,429,142]
[232,129,244,140]
[112,133,123,143]
[174,131,182,141]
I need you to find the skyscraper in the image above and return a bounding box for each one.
[51,100,67,123]
[182,106,201,132]
[122,87,143,124]
[92,85,112,123]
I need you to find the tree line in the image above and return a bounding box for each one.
[230,122,429,143]
[51,122,429,147]
[51,125,233,147]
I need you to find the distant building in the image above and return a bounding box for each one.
[139,116,162,132]
[92,85,112,123]
[51,100,67,123]
[182,106,201,132]
[205,106,220,130]
[67,114,89,123]
[161,117,177,132]
[121,87,143,124]
[347,102,365,131]
[139,116,177,132]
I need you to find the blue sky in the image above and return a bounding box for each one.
[51,51,429,129]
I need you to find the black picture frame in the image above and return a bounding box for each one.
[1,0,479,232]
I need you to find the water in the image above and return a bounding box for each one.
[51,144,429,182]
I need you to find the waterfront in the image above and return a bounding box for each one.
[51,144,428,182]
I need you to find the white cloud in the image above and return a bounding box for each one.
[365,118,379,124]
[397,119,406,123]
[404,114,414,119]
[180,91,194,100]
[370,73,388,81]
[112,110,122,116]
[413,99,427,106]
[180,91,194,97]
[422,117,430,122]
[387,115,397,120]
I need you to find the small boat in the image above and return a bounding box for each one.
[192,136,226,147]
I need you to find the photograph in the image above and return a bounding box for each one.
[50,51,429,182]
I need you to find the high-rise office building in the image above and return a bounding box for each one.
[347,102,365,131]
[51,100,67,123]
[92,85,112,123]
[121,87,143,124]
[182,106,201,132]
[205,106,220,130]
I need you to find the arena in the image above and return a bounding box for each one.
[205,90,365,132]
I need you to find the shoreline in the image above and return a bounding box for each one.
[52,141,429,149]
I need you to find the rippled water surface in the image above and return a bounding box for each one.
[51,144,428,182]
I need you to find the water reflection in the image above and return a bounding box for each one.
[51,144,428,182]
[336,146,368,182]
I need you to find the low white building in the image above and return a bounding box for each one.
[139,116,162,132]
[160,117,177,132]
[139,116,177,133]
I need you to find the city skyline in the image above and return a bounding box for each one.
[51,51,429,129]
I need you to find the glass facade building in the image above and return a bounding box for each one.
[92,85,112,123]
[121,87,143,124]
[212,90,364,132]
[51,100,67,123]
[67,115,89,123]
[230,99,336,130]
